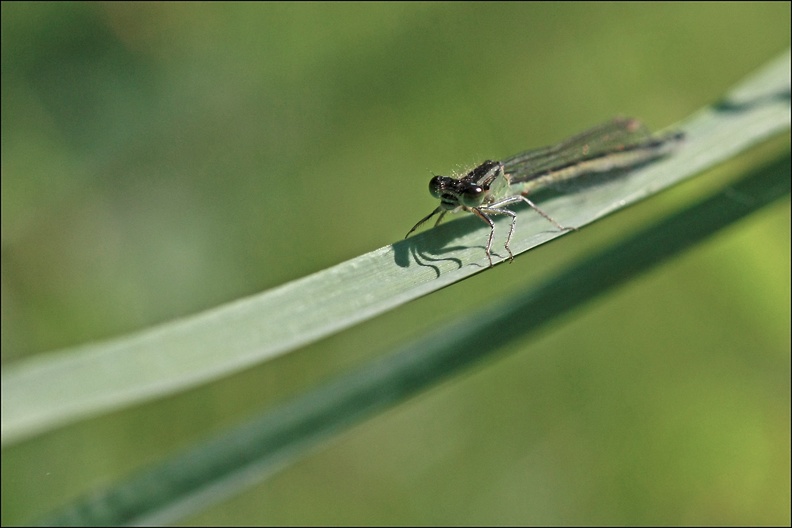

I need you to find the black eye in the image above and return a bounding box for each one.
[460,185,485,206]
[428,175,449,198]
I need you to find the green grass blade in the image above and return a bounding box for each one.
[2,49,790,447]
[37,150,790,526]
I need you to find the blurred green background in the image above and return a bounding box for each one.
[2,2,789,525]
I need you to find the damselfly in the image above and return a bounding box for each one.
[405,117,684,266]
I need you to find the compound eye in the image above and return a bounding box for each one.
[428,175,447,199]
[460,185,485,207]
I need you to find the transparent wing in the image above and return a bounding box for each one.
[503,117,660,183]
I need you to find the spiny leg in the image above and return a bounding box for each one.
[489,157,575,233]
[479,207,519,263]
[517,195,569,232]
[502,210,519,262]
[489,194,572,232]
[470,208,496,267]
[405,207,442,238]
[488,162,521,262]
